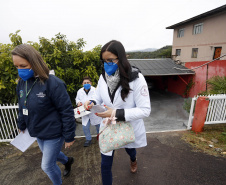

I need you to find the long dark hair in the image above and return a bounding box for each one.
[100,40,131,101]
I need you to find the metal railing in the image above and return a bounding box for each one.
[0,104,19,142]
[187,94,226,129]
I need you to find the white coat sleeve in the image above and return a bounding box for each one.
[90,86,97,100]
[75,89,82,104]
[93,75,104,105]
[124,73,151,121]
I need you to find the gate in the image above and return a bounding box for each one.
[187,94,226,129]
[0,104,19,142]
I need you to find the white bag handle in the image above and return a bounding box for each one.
[103,109,117,126]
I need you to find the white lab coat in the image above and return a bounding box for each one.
[76,86,102,126]
[95,73,151,150]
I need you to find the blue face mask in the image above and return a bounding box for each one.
[18,68,34,81]
[83,83,91,90]
[104,62,118,76]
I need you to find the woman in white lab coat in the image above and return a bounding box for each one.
[76,76,102,147]
[84,40,151,185]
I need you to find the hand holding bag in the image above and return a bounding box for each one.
[98,110,135,153]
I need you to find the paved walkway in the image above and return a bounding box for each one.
[0,131,226,185]
[1,90,225,184]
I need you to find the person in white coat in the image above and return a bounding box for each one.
[84,40,151,185]
[76,76,101,147]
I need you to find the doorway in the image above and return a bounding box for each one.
[213,47,222,59]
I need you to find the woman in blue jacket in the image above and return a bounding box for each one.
[12,44,76,185]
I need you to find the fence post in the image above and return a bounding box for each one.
[191,96,210,132]
[187,97,196,129]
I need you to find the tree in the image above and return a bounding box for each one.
[0,43,18,104]
[127,45,172,59]
[0,31,102,106]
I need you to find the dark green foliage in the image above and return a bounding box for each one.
[183,98,192,113]
[127,45,172,59]
[207,76,226,94]
[0,30,102,106]
[184,76,226,112]
[199,76,226,95]
[183,78,195,97]
[0,31,20,104]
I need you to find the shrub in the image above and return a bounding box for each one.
[183,98,192,113]
[199,76,226,95]
[0,30,102,106]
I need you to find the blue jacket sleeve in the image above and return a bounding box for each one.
[48,78,76,142]
[16,82,26,131]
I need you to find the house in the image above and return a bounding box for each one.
[129,59,195,97]
[166,5,226,97]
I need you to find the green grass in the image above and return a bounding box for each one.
[182,124,226,157]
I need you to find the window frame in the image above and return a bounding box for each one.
[176,49,181,56]
[191,48,198,58]
[177,28,184,38]
[193,23,203,35]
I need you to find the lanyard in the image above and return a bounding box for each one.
[24,78,38,107]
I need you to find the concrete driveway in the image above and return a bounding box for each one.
[145,89,189,132]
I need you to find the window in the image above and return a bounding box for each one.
[176,49,181,56]
[193,23,203,34]
[177,29,184,38]
[191,48,198,58]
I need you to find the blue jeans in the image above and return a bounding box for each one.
[83,119,100,141]
[37,137,68,185]
[101,148,136,185]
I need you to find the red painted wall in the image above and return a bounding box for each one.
[185,60,226,97]
[145,75,193,97]
[167,75,192,97]
[145,60,226,97]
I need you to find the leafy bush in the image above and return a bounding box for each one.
[183,78,194,97]
[0,30,102,106]
[184,75,226,113]
[199,76,226,95]
[0,43,18,104]
[183,98,192,113]
[207,76,226,94]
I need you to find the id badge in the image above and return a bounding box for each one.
[23,108,28,115]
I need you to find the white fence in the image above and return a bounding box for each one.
[187,94,226,129]
[0,104,19,142]
[1,95,226,141]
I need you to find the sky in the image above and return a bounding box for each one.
[0,0,225,51]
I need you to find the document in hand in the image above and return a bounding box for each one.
[10,129,37,152]
[90,105,106,114]
[74,105,91,118]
